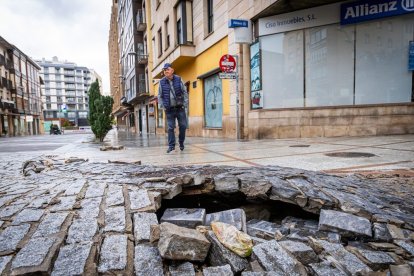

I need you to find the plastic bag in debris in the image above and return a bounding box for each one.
[211,221,253,257]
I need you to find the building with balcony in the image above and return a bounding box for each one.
[114,0,150,134]
[110,0,414,140]
[0,36,43,137]
[36,56,97,130]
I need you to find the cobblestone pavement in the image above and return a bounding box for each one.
[0,133,413,275]
[0,150,413,275]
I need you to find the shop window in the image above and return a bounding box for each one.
[260,31,304,108]
[355,15,413,104]
[305,25,354,107]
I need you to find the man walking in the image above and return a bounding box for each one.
[157,63,188,153]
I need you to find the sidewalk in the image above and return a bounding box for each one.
[55,129,414,173]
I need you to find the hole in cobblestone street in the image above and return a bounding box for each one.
[325,152,377,158]
[156,193,319,223]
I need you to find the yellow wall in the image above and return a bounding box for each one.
[172,37,230,117]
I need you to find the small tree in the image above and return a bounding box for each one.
[88,80,114,142]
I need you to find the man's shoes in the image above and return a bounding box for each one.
[166,147,175,153]
[179,144,184,151]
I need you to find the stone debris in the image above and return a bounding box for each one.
[318,209,372,237]
[158,222,211,261]
[206,208,247,232]
[161,208,206,228]
[0,159,413,275]
[100,145,124,151]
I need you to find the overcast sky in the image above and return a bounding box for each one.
[0,0,112,93]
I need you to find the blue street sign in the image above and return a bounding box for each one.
[228,19,248,28]
[409,41,414,71]
[341,0,414,25]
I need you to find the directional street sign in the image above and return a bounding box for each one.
[219,72,237,79]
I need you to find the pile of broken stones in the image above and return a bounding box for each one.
[14,160,414,275]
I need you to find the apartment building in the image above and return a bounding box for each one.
[109,0,127,129]
[36,57,95,130]
[115,0,150,134]
[110,0,414,139]
[0,36,43,137]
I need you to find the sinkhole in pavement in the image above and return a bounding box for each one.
[156,192,319,224]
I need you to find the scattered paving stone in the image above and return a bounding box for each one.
[206,231,249,273]
[389,264,412,276]
[247,219,278,240]
[373,222,393,242]
[134,245,164,276]
[203,264,233,276]
[12,208,44,225]
[279,240,319,265]
[0,224,31,254]
[77,197,102,218]
[169,261,195,276]
[11,236,61,274]
[347,247,395,270]
[0,203,26,218]
[49,196,77,212]
[206,209,246,232]
[161,208,206,228]
[239,173,272,199]
[158,222,211,261]
[104,206,125,232]
[0,255,12,274]
[309,239,372,275]
[141,182,182,199]
[51,242,93,276]
[66,218,98,244]
[32,212,70,238]
[309,261,347,276]
[318,209,372,237]
[98,234,127,273]
[394,240,414,256]
[133,212,158,242]
[387,224,412,240]
[106,185,124,206]
[252,240,307,275]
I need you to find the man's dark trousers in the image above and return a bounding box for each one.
[166,106,187,149]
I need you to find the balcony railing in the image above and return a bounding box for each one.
[136,9,146,31]
[137,45,148,64]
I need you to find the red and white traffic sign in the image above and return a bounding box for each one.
[219,54,236,73]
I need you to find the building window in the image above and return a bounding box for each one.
[177,18,182,45]
[164,17,170,50]
[207,0,213,34]
[157,28,163,57]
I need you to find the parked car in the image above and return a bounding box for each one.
[49,125,62,135]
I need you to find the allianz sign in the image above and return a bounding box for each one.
[341,0,414,25]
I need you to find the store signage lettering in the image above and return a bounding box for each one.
[258,3,341,36]
[341,0,414,25]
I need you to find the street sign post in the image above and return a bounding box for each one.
[219,55,236,73]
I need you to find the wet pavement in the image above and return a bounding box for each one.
[0,131,413,275]
[32,130,414,173]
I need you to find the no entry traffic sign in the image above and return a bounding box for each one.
[219,54,236,73]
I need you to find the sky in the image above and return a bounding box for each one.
[0,0,112,93]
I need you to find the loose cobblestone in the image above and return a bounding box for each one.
[0,203,26,219]
[133,212,158,242]
[51,242,93,276]
[0,255,12,274]
[104,206,126,232]
[11,208,44,225]
[78,197,102,218]
[84,181,106,198]
[0,224,31,254]
[11,236,61,274]
[32,212,70,238]
[129,188,151,210]
[106,184,124,206]
[49,196,77,212]
[98,234,128,273]
[66,218,98,244]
